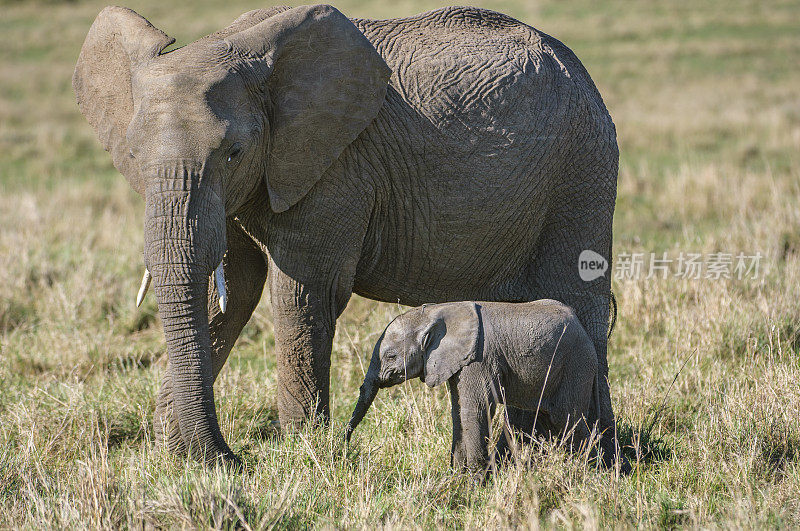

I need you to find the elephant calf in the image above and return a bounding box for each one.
[346,300,603,475]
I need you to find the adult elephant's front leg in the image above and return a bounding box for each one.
[154,223,268,453]
[269,260,347,427]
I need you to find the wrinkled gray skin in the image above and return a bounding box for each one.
[73,4,619,465]
[347,301,607,476]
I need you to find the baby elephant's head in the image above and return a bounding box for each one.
[345,302,481,442]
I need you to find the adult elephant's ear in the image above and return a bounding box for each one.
[423,303,483,387]
[72,7,174,195]
[196,6,293,43]
[226,4,391,213]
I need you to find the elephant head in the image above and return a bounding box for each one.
[73,4,390,461]
[346,302,481,442]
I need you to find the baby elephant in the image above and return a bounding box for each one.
[346,300,602,474]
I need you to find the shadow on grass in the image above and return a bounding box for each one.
[615,348,693,469]
[491,412,674,473]
[105,414,147,448]
[240,407,282,446]
[749,414,800,480]
[617,415,674,467]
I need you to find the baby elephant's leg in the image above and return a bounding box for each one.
[449,376,495,480]
[546,348,597,456]
[448,381,467,468]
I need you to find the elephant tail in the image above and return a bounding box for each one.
[607,291,617,339]
[592,371,601,433]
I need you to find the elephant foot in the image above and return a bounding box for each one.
[597,424,632,474]
[467,467,490,486]
[493,409,551,465]
[619,454,632,474]
[454,456,490,485]
[451,442,467,469]
[277,387,330,433]
[598,448,632,474]
[277,411,328,434]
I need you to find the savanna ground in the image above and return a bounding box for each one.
[1,0,799,527]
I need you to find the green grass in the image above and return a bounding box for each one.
[1,0,799,527]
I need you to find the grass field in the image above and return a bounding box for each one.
[1,0,799,527]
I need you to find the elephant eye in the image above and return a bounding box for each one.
[226,144,242,163]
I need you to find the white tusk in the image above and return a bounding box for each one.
[136,268,152,308]
[214,262,227,314]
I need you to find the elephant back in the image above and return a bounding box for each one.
[352,6,614,157]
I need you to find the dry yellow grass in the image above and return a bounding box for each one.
[1,0,799,527]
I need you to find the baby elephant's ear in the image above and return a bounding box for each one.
[423,303,481,387]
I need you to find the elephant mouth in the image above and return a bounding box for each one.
[136,262,227,314]
[382,374,404,387]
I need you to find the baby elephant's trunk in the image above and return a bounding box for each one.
[345,376,379,443]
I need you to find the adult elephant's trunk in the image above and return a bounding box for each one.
[144,171,233,463]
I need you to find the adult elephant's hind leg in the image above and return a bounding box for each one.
[497,148,621,467]
[528,154,623,469]
[154,222,268,454]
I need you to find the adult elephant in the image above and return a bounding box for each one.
[73,4,621,466]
